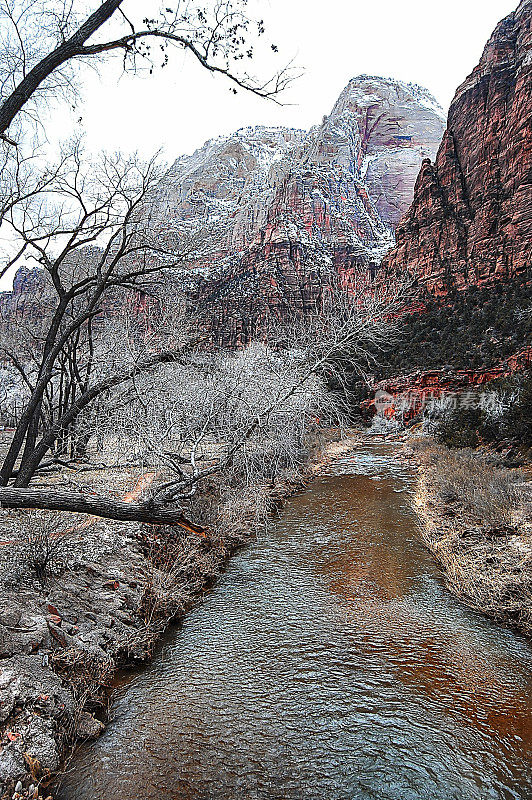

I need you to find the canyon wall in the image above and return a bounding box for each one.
[384,0,532,296]
[2,77,445,346]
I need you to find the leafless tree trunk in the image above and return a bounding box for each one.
[0,0,122,136]
[0,486,205,527]
[0,145,210,488]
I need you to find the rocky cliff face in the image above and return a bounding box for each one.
[158,75,443,253]
[0,266,52,331]
[185,76,444,343]
[384,0,532,295]
[152,77,444,276]
[151,126,306,259]
[246,77,444,257]
[365,346,532,423]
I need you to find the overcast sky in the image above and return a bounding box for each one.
[74,0,517,162]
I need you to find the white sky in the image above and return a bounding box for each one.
[75,0,518,162]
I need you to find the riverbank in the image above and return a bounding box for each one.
[411,440,532,636]
[0,431,359,799]
[0,514,249,800]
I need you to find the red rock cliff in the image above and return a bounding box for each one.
[384,0,532,295]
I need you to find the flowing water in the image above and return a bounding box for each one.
[58,442,532,800]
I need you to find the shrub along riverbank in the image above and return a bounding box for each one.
[411,440,532,636]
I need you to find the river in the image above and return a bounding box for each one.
[57,442,532,800]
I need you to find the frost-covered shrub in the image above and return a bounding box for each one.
[421,445,520,530]
[368,414,403,435]
[0,510,80,585]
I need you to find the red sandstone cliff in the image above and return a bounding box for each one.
[364,347,532,423]
[384,0,532,295]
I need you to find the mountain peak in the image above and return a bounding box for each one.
[333,74,445,121]
[147,74,445,275]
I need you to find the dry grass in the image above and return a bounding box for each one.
[413,440,532,635]
[416,443,521,529]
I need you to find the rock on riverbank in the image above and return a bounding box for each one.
[0,514,245,799]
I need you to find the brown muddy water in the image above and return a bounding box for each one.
[57,443,532,800]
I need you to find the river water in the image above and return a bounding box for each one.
[58,443,532,800]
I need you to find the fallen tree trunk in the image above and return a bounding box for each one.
[0,487,206,533]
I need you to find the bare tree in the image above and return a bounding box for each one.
[0,0,294,142]
[0,261,412,526]
[0,144,210,489]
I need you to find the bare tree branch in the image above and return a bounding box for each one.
[0,0,294,139]
[0,485,205,528]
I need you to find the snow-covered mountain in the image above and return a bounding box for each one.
[0,76,446,347]
[152,76,445,276]
[172,75,446,345]
[249,75,445,267]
